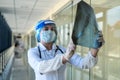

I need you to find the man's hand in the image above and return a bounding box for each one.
[91,31,105,57]
[94,31,105,48]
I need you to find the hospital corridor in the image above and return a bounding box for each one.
[0,0,120,80]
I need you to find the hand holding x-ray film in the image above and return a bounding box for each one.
[64,40,76,61]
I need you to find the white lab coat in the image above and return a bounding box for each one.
[28,43,97,80]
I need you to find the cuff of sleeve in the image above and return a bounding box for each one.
[54,54,64,66]
[60,54,64,65]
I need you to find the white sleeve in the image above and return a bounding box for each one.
[69,51,98,69]
[28,49,64,73]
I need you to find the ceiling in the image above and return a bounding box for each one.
[0,0,70,35]
[0,0,120,36]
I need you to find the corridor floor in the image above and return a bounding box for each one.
[10,56,29,80]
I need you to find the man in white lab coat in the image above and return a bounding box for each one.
[28,20,103,80]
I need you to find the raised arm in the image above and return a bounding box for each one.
[69,50,98,69]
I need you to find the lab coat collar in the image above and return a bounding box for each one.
[38,43,57,51]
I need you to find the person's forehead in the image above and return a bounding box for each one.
[44,24,55,28]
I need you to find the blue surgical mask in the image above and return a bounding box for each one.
[40,30,56,43]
